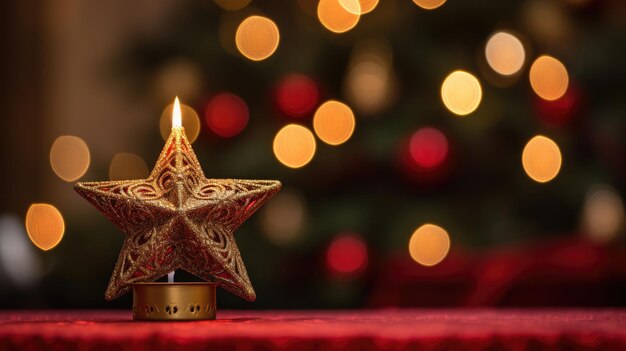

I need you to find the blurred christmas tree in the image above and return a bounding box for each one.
[99,0,626,308]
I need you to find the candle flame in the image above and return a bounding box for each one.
[172,97,182,129]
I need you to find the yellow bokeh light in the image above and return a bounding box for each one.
[412,0,446,10]
[409,223,450,267]
[273,124,317,168]
[214,0,251,11]
[485,31,526,76]
[339,0,361,14]
[50,135,90,182]
[235,16,280,61]
[318,0,360,34]
[159,103,201,143]
[529,55,569,101]
[345,0,379,14]
[522,135,562,183]
[109,153,150,181]
[313,100,356,146]
[25,203,65,251]
[441,70,482,116]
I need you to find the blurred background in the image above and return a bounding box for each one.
[1,0,625,310]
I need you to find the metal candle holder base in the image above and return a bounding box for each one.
[132,282,217,321]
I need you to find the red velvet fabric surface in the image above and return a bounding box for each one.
[369,238,626,308]
[1,310,625,350]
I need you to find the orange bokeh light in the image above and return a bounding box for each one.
[412,0,446,10]
[25,203,65,251]
[408,223,450,266]
[273,124,317,168]
[529,55,569,101]
[313,100,356,146]
[49,136,90,182]
[318,0,360,34]
[340,0,379,14]
[522,135,562,183]
[235,16,280,61]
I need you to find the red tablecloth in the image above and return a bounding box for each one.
[1,310,625,350]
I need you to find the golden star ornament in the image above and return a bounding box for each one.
[75,102,280,301]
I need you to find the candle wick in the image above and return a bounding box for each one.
[167,271,175,283]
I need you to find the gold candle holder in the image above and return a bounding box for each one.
[132,282,217,321]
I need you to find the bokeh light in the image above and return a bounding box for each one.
[412,0,446,10]
[159,102,201,143]
[235,16,280,61]
[49,135,90,182]
[313,100,356,146]
[485,31,526,76]
[204,93,249,137]
[522,0,571,47]
[358,0,379,14]
[534,87,577,127]
[25,203,65,251]
[340,0,379,14]
[0,215,41,287]
[409,127,448,169]
[273,124,317,168]
[441,70,482,116]
[345,40,395,115]
[214,0,251,11]
[409,223,450,267]
[582,185,625,243]
[326,233,368,275]
[109,153,149,181]
[351,38,393,66]
[346,64,392,114]
[259,189,307,245]
[276,74,319,118]
[529,55,569,101]
[522,135,562,183]
[317,0,360,34]
[153,59,203,102]
[338,0,361,14]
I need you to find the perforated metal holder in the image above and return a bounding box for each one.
[132,282,217,321]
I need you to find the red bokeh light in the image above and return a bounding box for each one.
[534,86,579,127]
[204,93,249,138]
[409,127,449,169]
[326,233,368,276]
[276,74,319,118]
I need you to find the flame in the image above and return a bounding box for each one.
[172,97,182,129]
